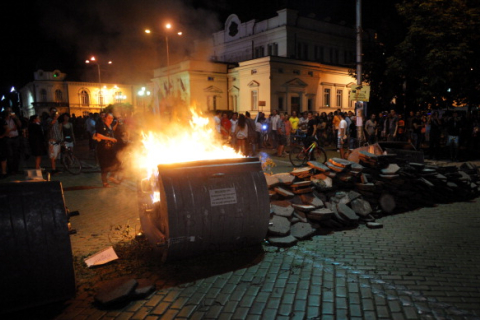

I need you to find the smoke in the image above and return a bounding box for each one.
[35,0,222,84]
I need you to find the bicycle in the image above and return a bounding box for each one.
[289,137,327,167]
[61,142,82,174]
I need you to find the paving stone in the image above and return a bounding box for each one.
[307,161,330,172]
[299,194,324,208]
[267,235,298,247]
[291,186,316,194]
[381,163,401,175]
[268,215,291,236]
[306,208,334,221]
[264,174,280,188]
[271,200,294,217]
[293,210,309,223]
[290,180,313,189]
[350,198,373,217]
[366,222,383,229]
[290,222,316,240]
[131,279,156,300]
[347,190,362,202]
[337,203,359,222]
[290,167,312,178]
[311,176,333,190]
[273,172,296,185]
[274,187,294,198]
[325,162,346,172]
[291,203,316,212]
[329,157,353,168]
[94,278,138,307]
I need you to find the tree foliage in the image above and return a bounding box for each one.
[388,0,480,109]
[362,0,480,112]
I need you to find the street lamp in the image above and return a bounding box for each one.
[85,56,112,84]
[145,23,182,116]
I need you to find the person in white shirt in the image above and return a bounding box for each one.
[338,112,348,159]
[230,112,238,150]
[270,109,280,148]
[213,111,221,136]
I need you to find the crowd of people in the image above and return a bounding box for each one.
[1,106,479,182]
[213,108,480,161]
[0,107,133,186]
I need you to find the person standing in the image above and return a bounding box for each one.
[0,113,9,178]
[284,113,292,148]
[4,107,22,174]
[230,112,238,150]
[428,111,442,160]
[46,107,63,175]
[289,110,299,138]
[235,114,248,155]
[270,109,280,149]
[95,113,119,187]
[86,113,96,151]
[245,112,257,156]
[446,111,462,162]
[276,113,287,157]
[213,111,221,138]
[364,114,377,145]
[220,112,231,141]
[60,113,75,150]
[338,112,348,159]
[27,115,47,169]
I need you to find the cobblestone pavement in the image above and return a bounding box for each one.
[2,141,480,320]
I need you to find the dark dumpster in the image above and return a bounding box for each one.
[138,157,270,262]
[0,181,76,314]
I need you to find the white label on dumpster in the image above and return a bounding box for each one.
[209,188,237,206]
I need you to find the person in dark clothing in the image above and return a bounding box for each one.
[95,113,119,187]
[445,111,462,161]
[412,112,423,150]
[428,111,442,160]
[27,115,47,169]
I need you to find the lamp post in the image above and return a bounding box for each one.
[145,24,182,115]
[85,56,112,84]
[86,57,112,110]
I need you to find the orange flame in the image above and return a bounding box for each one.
[137,108,243,176]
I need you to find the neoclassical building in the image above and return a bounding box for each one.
[19,69,149,117]
[152,8,373,116]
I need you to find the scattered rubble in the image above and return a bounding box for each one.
[94,277,155,308]
[265,155,480,246]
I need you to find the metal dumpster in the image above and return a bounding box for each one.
[0,181,75,313]
[138,157,270,262]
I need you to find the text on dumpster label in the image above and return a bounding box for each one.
[209,188,237,206]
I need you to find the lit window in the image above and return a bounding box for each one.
[251,90,258,110]
[54,89,63,102]
[80,90,89,106]
[324,89,331,107]
[336,90,342,107]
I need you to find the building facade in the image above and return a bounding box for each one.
[19,69,149,118]
[152,8,371,116]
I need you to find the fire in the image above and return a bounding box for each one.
[137,108,243,176]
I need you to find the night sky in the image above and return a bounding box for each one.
[0,0,393,96]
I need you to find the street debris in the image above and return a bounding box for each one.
[84,246,119,267]
[265,155,480,246]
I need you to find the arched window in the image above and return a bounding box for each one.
[40,89,47,102]
[54,90,63,103]
[80,90,90,106]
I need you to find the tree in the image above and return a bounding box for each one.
[388,0,480,109]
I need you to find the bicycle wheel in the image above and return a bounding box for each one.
[289,145,308,167]
[312,147,328,164]
[62,153,82,174]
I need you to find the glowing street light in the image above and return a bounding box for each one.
[85,56,112,84]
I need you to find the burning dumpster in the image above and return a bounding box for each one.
[138,157,270,262]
